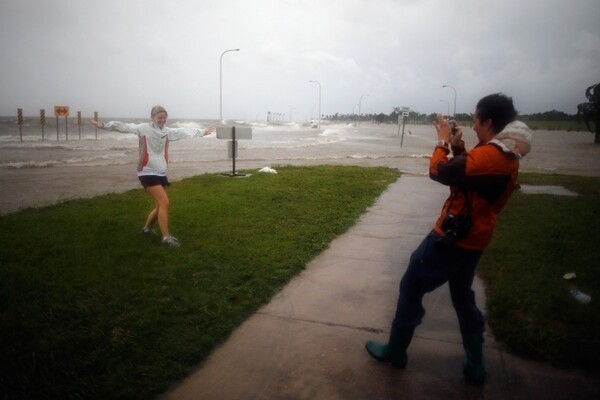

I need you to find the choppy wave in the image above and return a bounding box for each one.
[0,132,138,144]
[0,153,130,169]
[172,121,204,129]
[0,122,425,170]
[410,154,432,159]
[318,128,345,137]
[0,143,136,152]
[242,136,344,149]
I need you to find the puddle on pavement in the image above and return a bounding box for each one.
[518,184,579,196]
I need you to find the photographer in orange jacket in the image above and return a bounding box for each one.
[365,93,532,385]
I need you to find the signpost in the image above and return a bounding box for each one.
[54,105,69,140]
[17,108,23,142]
[399,108,409,147]
[40,109,46,141]
[216,126,252,176]
[94,112,98,139]
[77,111,82,140]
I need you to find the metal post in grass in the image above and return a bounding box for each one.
[217,126,252,177]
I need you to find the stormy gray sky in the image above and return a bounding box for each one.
[1,0,599,120]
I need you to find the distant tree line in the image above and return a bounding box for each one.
[325,109,578,125]
[519,110,578,121]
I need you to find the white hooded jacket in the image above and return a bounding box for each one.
[103,121,208,176]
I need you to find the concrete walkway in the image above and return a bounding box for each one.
[163,175,600,400]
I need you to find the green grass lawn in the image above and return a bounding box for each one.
[1,166,598,399]
[0,165,399,400]
[479,173,600,368]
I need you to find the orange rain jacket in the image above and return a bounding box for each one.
[429,140,520,250]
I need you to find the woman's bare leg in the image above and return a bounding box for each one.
[144,202,159,231]
[144,185,170,237]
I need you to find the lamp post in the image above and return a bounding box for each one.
[439,99,450,117]
[442,84,456,117]
[357,94,369,126]
[220,48,240,124]
[309,80,321,128]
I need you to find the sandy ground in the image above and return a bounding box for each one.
[0,125,598,215]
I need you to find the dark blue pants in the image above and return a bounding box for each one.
[393,231,485,334]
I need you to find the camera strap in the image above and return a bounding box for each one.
[446,187,472,218]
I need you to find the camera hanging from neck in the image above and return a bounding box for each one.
[441,188,472,244]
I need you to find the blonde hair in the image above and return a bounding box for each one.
[150,105,168,118]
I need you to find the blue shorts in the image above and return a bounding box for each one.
[138,175,170,188]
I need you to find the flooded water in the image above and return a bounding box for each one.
[0,116,598,214]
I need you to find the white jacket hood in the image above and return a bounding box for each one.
[490,120,532,159]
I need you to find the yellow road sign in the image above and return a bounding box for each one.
[54,105,70,117]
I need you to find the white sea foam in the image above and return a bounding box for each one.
[410,154,431,159]
[0,121,424,170]
[172,121,204,129]
[0,153,129,169]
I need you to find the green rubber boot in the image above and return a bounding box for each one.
[365,326,414,368]
[462,332,486,386]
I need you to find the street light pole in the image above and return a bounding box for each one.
[442,84,456,117]
[439,99,450,117]
[220,48,240,124]
[309,80,321,128]
[358,94,369,126]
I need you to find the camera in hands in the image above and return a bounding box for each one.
[441,213,471,243]
[449,120,458,135]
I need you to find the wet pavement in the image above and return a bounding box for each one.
[163,175,600,400]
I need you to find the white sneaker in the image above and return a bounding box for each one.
[162,235,181,247]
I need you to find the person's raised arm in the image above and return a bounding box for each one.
[90,118,105,129]
[167,125,215,141]
[202,126,215,136]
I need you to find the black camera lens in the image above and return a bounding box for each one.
[441,213,471,243]
[449,121,457,134]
